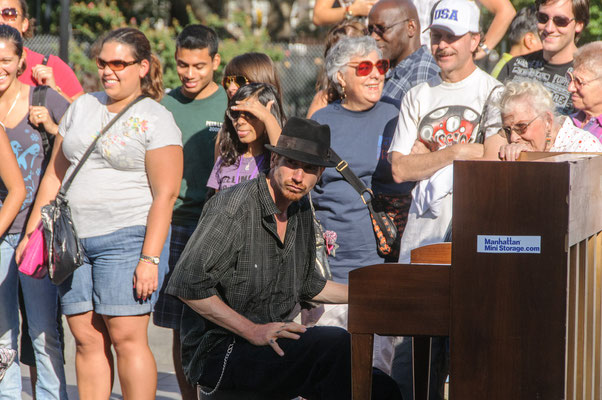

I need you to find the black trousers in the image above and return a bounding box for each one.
[200,326,402,400]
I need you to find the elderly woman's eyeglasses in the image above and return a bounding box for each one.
[367,19,410,36]
[347,59,390,77]
[502,114,543,137]
[536,12,574,28]
[566,71,601,90]
[1,7,18,21]
[226,108,257,122]
[222,75,249,89]
[96,58,139,71]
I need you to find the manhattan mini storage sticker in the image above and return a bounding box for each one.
[477,235,541,254]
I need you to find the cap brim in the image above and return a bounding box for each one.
[423,23,468,36]
[265,145,337,168]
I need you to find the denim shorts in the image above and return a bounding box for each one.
[58,225,170,316]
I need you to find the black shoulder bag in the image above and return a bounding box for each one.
[41,95,146,285]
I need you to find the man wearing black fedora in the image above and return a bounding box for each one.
[164,117,402,398]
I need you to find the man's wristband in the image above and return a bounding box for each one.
[479,43,491,55]
[139,254,160,265]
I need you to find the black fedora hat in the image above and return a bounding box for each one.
[265,117,337,168]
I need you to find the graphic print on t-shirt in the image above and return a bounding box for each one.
[10,134,42,208]
[417,105,481,152]
[510,57,573,114]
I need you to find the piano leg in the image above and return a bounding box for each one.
[351,333,374,400]
[413,336,432,400]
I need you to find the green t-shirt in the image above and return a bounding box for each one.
[161,86,228,225]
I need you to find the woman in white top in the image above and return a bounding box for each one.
[17,28,183,399]
[492,80,602,161]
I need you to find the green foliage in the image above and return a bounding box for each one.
[67,1,283,93]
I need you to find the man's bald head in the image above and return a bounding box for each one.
[368,0,422,66]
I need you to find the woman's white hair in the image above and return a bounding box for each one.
[574,41,602,77]
[325,36,382,97]
[498,81,556,116]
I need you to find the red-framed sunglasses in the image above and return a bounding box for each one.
[1,7,19,21]
[347,59,390,76]
[96,58,139,72]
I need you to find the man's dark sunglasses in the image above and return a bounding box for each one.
[1,7,18,21]
[368,19,410,36]
[536,12,574,28]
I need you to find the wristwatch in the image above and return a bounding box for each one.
[139,254,160,265]
[479,43,491,56]
[345,5,354,19]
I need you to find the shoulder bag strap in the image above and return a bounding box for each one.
[329,149,374,204]
[32,85,51,155]
[59,95,147,196]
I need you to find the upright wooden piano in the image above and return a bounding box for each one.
[348,154,602,399]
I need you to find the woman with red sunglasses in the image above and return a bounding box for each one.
[309,35,401,378]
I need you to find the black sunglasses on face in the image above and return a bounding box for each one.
[1,7,18,21]
[536,11,574,28]
[367,19,410,36]
[226,108,257,122]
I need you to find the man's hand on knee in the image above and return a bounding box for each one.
[246,321,307,356]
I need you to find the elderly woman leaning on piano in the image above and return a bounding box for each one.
[483,81,602,161]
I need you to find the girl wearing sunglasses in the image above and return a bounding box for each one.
[214,52,285,161]
[0,24,69,399]
[208,83,284,192]
[309,36,401,375]
[18,27,183,400]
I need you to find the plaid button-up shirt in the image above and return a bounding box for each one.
[166,173,327,383]
[381,45,441,109]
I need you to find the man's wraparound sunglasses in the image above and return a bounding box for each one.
[1,7,18,21]
[96,58,139,72]
[367,19,410,37]
[347,59,390,77]
[222,75,249,89]
[536,12,574,28]
[226,108,257,122]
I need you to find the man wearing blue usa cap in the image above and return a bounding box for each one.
[388,0,502,398]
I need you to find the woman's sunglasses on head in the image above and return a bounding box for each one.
[1,7,18,21]
[222,75,249,89]
[96,58,139,72]
[347,59,390,77]
[536,12,574,28]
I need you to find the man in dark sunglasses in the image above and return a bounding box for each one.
[369,0,440,109]
[0,0,83,102]
[497,0,589,116]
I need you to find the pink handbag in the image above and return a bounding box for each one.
[18,223,48,279]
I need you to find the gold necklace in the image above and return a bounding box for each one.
[1,88,21,126]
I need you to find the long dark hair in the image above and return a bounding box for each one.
[219,83,284,167]
[101,28,163,100]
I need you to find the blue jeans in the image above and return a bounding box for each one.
[0,233,68,399]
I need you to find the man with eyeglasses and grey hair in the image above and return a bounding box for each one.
[497,0,590,115]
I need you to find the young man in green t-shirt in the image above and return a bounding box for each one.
[155,24,228,400]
